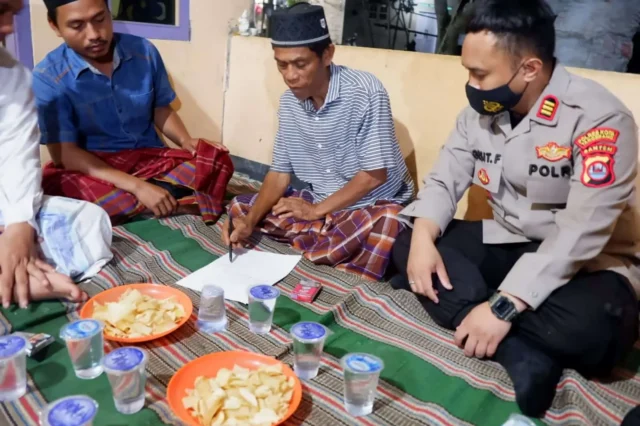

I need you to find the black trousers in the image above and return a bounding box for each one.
[391,220,639,377]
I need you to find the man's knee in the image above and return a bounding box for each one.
[38,197,113,278]
[526,272,639,375]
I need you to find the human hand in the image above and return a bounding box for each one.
[272,197,320,221]
[133,180,178,217]
[222,215,255,249]
[454,302,512,358]
[182,138,228,154]
[406,237,452,303]
[0,222,37,308]
[27,258,55,289]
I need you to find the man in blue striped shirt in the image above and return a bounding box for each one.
[223,3,414,281]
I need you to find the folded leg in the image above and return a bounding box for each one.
[31,196,113,282]
[228,190,405,280]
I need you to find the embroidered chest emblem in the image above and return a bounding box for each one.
[535,142,571,162]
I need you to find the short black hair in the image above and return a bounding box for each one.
[307,37,332,58]
[465,0,556,66]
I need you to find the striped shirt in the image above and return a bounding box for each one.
[271,64,414,210]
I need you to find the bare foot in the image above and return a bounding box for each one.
[27,271,87,303]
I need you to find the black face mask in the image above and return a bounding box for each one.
[465,66,528,116]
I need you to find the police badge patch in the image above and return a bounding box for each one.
[582,154,616,188]
[574,128,620,188]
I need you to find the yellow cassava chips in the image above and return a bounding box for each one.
[182,363,295,426]
[92,289,186,338]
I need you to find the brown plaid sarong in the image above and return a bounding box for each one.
[228,189,405,280]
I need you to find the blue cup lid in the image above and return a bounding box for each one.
[291,322,326,342]
[103,347,146,372]
[47,395,98,426]
[342,353,384,374]
[249,285,280,300]
[0,335,27,359]
[60,319,103,340]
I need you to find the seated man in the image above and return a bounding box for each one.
[33,0,233,225]
[391,0,640,417]
[223,3,414,281]
[0,0,112,309]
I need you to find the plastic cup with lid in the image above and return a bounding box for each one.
[290,321,328,380]
[247,285,280,334]
[39,395,99,426]
[0,334,28,401]
[340,353,385,417]
[102,346,148,414]
[59,319,105,379]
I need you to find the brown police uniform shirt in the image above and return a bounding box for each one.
[401,64,640,309]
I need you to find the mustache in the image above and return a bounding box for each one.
[87,40,108,49]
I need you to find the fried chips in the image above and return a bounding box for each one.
[182,363,295,426]
[91,289,186,338]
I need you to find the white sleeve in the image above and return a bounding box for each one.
[0,50,43,230]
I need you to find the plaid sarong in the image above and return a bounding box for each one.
[228,189,405,280]
[42,140,234,224]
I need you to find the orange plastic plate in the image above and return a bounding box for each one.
[166,351,303,426]
[79,283,193,343]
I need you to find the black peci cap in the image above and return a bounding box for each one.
[269,2,330,47]
[43,0,77,11]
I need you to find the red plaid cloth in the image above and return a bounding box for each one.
[42,140,234,224]
[229,189,406,281]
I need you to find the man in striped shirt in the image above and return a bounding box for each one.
[223,2,414,280]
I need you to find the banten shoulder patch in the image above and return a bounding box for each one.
[574,127,620,150]
[536,95,559,121]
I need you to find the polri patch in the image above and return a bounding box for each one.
[536,95,559,121]
[535,142,571,162]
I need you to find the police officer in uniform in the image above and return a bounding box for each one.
[390,0,640,417]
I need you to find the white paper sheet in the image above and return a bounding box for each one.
[176,249,301,304]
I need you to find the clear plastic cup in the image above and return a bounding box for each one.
[102,346,148,414]
[341,353,384,417]
[60,319,104,379]
[247,285,280,334]
[39,395,98,426]
[196,285,227,333]
[290,321,327,380]
[0,334,28,401]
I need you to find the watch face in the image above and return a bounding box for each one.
[493,297,514,318]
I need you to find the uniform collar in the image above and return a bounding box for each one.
[301,62,341,112]
[67,33,132,79]
[491,62,571,135]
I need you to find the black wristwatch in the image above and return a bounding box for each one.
[488,293,519,322]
